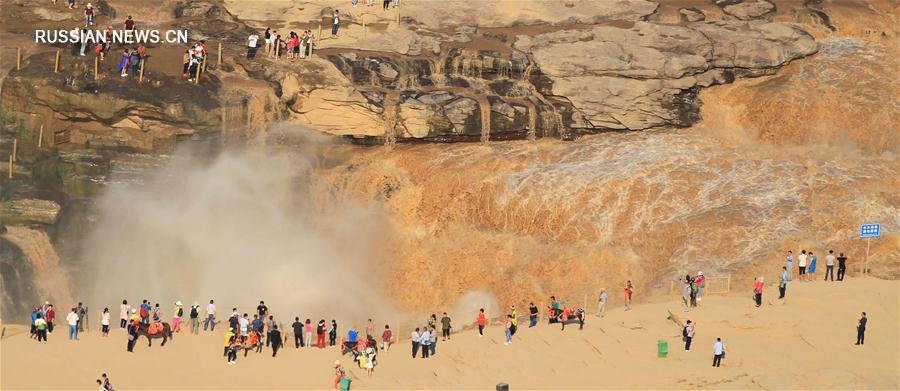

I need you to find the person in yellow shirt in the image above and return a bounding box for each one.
[129,309,139,324]
[224,330,236,357]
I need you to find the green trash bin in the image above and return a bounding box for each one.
[658,340,668,358]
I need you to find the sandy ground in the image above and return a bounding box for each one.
[1,277,897,390]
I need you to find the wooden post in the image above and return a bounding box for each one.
[16,48,21,70]
[38,124,44,148]
[363,14,367,39]
[54,50,60,73]
[138,58,145,83]
[8,154,12,179]
[864,237,871,275]
[396,3,400,24]
[217,43,222,66]
[317,23,322,44]
[12,139,17,162]
[94,56,99,80]
[274,40,280,60]
[196,56,205,85]
[726,275,731,293]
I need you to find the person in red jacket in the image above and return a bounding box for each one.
[753,277,765,307]
[45,304,56,333]
[476,308,486,336]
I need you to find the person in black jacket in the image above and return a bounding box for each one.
[270,325,283,357]
[292,317,304,348]
[126,321,139,352]
[855,312,867,345]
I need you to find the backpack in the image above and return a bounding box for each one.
[177,307,184,317]
[140,306,149,319]
[190,307,198,318]
[682,326,689,338]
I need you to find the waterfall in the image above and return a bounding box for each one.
[1,226,74,309]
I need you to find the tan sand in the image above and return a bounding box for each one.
[2,278,897,390]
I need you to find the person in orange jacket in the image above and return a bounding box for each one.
[476,308,486,337]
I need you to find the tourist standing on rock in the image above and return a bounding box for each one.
[292,317,304,348]
[477,308,486,336]
[683,320,694,351]
[381,324,392,351]
[504,315,513,345]
[753,277,764,307]
[837,252,848,281]
[124,15,135,31]
[247,32,259,59]
[624,281,634,310]
[331,10,340,39]
[529,302,539,325]
[263,28,271,55]
[119,300,130,329]
[825,250,836,281]
[855,312,867,345]
[712,337,725,367]
[129,48,141,77]
[117,48,130,77]
[67,0,75,10]
[67,308,79,340]
[100,308,110,336]
[30,307,39,338]
[84,4,94,27]
[172,301,183,333]
[268,30,278,58]
[383,0,390,10]
[798,250,808,281]
[189,303,200,334]
[596,288,609,318]
[34,314,48,343]
[786,251,794,281]
[440,312,451,340]
[204,299,217,331]
[419,327,431,358]
[270,325,283,357]
[410,327,420,358]
[779,266,789,299]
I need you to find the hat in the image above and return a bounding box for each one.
[131,309,137,313]
[334,360,341,366]
[698,271,704,276]
[87,3,92,7]
[176,301,182,306]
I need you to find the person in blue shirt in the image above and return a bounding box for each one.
[30,307,39,338]
[807,252,818,281]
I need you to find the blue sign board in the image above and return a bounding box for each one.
[860,223,881,238]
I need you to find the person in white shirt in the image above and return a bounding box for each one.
[66,309,79,340]
[825,250,837,281]
[119,300,130,329]
[418,328,431,358]
[712,338,726,367]
[247,33,259,59]
[785,251,794,281]
[204,300,217,331]
[798,250,808,281]
[410,328,420,358]
[239,314,250,337]
[100,307,111,336]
